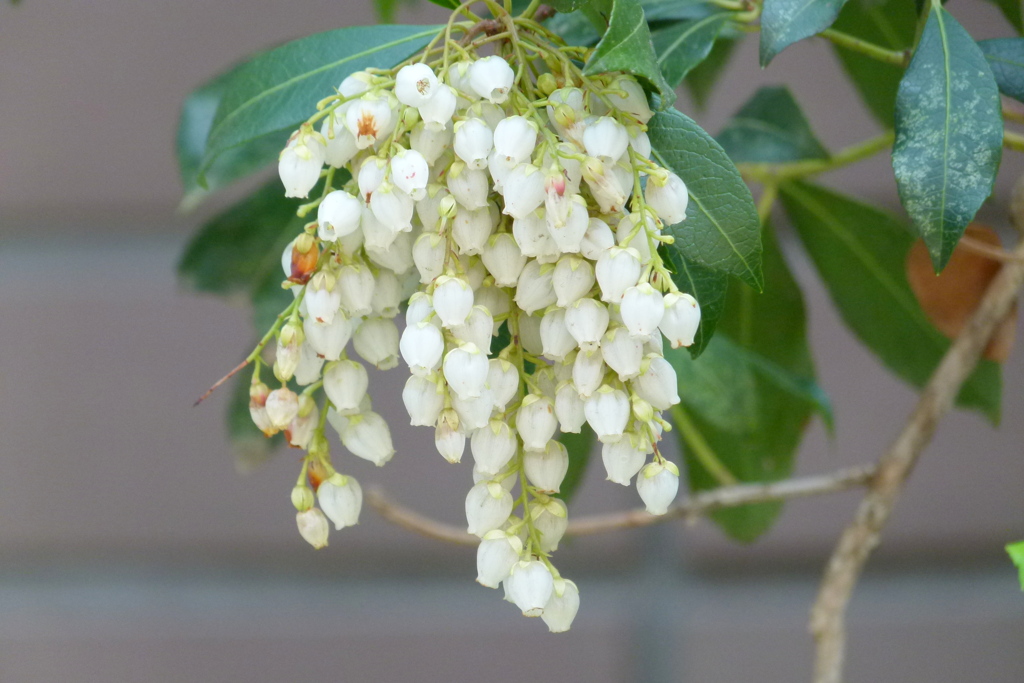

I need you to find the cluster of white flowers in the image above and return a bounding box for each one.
[248,42,701,632]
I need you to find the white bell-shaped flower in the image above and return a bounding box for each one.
[357,155,387,201]
[337,263,375,316]
[602,438,646,486]
[400,321,444,375]
[370,269,401,318]
[369,183,414,234]
[540,308,576,362]
[305,271,342,325]
[516,394,558,451]
[519,313,545,356]
[452,306,493,353]
[582,158,628,213]
[443,343,489,400]
[338,71,373,97]
[361,205,402,252]
[342,411,395,466]
[435,418,466,463]
[493,115,537,162]
[660,292,701,348]
[466,482,514,537]
[636,460,680,515]
[595,247,642,303]
[542,579,580,633]
[503,164,547,219]
[547,195,590,254]
[621,283,665,338]
[296,508,329,549]
[482,232,527,287]
[317,474,363,530]
[515,260,557,315]
[546,87,586,140]
[555,381,586,433]
[478,286,511,335]
[303,314,352,361]
[512,212,556,259]
[580,217,615,260]
[532,498,568,552]
[323,359,368,415]
[419,83,458,130]
[633,356,681,410]
[433,275,474,327]
[477,531,523,589]
[507,560,554,617]
[645,171,689,226]
[410,122,452,165]
[630,129,652,160]
[279,130,326,199]
[572,348,606,398]
[469,55,514,104]
[553,255,595,308]
[446,61,477,98]
[471,420,518,475]
[488,149,518,194]
[395,63,439,107]
[524,440,569,493]
[317,190,362,241]
[405,291,435,327]
[452,205,494,255]
[584,385,630,443]
[294,342,325,386]
[447,164,490,210]
[488,359,520,410]
[609,75,654,123]
[364,229,414,275]
[452,389,494,431]
[412,232,446,285]
[265,387,300,429]
[564,298,609,351]
[320,114,359,169]
[353,317,400,370]
[403,374,444,426]
[583,117,629,162]
[345,95,394,149]
[390,148,429,200]
[601,325,644,380]
[453,118,493,170]
[274,333,301,383]
[288,401,318,448]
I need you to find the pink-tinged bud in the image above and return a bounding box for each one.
[660,292,701,348]
[636,461,680,515]
[503,164,547,219]
[353,317,400,370]
[303,313,352,361]
[265,387,300,430]
[564,298,609,351]
[471,419,518,475]
[542,579,580,632]
[584,385,630,443]
[633,356,680,410]
[320,113,359,169]
[477,531,523,589]
[390,148,430,201]
[515,260,557,315]
[517,394,558,451]
[555,381,586,433]
[323,359,368,415]
[435,417,467,463]
[453,118,493,170]
[602,437,646,485]
[481,233,527,287]
[317,474,363,529]
[488,359,520,410]
[466,482,514,537]
[279,125,326,198]
[572,347,606,398]
[433,275,475,328]
[400,321,444,376]
[341,411,395,466]
[601,325,644,380]
[507,560,554,617]
[418,84,457,130]
[395,63,439,107]
[524,440,569,493]
[469,56,514,104]
[345,96,393,149]
[646,171,689,226]
[402,374,444,427]
[296,508,330,549]
[317,190,362,242]
[493,115,538,163]
[443,343,489,400]
[248,381,274,435]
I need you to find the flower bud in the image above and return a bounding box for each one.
[637,460,680,515]
[488,359,520,410]
[516,394,558,451]
[453,118,493,170]
[621,283,665,338]
[481,233,527,287]
[584,385,630,443]
[469,55,514,104]
[342,411,395,466]
[466,482,514,537]
[477,531,523,588]
[395,63,439,107]
[303,313,352,361]
[540,308,577,362]
[317,190,363,241]
[317,474,363,529]
[274,330,302,383]
[660,292,701,348]
[564,298,609,351]
[433,275,475,327]
[337,264,376,316]
[493,115,538,163]
[645,171,689,226]
[435,417,467,463]
[601,325,644,380]
[452,205,495,256]
[572,348,606,398]
[634,355,680,410]
[506,560,554,617]
[471,419,518,475]
[353,317,400,370]
[265,387,300,429]
[602,438,646,485]
[595,247,642,302]
[524,440,569,493]
[296,508,329,549]
[555,381,586,433]
[292,484,315,511]
[443,343,489,400]
[542,579,580,632]
[515,260,557,315]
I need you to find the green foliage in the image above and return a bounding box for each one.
[662,247,729,358]
[1007,541,1024,590]
[584,0,678,105]
[550,0,589,11]
[555,426,596,502]
[983,0,1024,34]
[652,12,732,88]
[683,36,738,108]
[716,86,830,163]
[828,0,916,127]
[648,107,764,290]
[670,225,829,542]
[779,180,1002,423]
[195,25,439,184]
[979,38,1024,104]
[892,5,1003,272]
[759,0,849,66]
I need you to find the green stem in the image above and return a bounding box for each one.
[757,182,778,226]
[670,404,738,487]
[739,131,894,182]
[1004,130,1024,154]
[819,28,909,67]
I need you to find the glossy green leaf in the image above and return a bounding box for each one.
[684,36,738,109]
[1007,541,1024,591]
[642,0,711,21]
[669,225,827,542]
[197,25,440,182]
[550,0,588,11]
[584,0,677,106]
[780,180,1002,423]
[555,425,596,502]
[716,86,830,163]
[648,107,764,290]
[979,38,1024,104]
[760,0,849,66]
[983,0,1024,34]
[661,246,729,358]
[652,12,732,88]
[829,0,915,127]
[547,0,708,48]
[892,6,1003,272]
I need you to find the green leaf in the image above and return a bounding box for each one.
[661,246,729,358]
[760,0,849,66]
[555,425,596,502]
[779,180,1002,423]
[983,0,1024,34]
[669,224,827,542]
[892,6,1003,272]
[684,36,738,109]
[1007,541,1024,591]
[979,38,1024,104]
[550,0,588,11]
[716,86,830,163]
[641,0,712,21]
[652,12,732,88]
[829,0,915,127]
[584,0,678,106]
[648,106,764,290]
[197,24,440,182]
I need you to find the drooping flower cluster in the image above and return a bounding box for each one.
[246,20,700,633]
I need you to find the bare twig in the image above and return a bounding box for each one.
[810,235,1024,683]
[193,359,248,407]
[365,464,877,547]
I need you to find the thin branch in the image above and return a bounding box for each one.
[819,28,910,67]
[193,359,248,407]
[958,234,1024,264]
[809,232,1024,683]
[1004,130,1024,154]
[365,464,877,547]
[738,132,894,184]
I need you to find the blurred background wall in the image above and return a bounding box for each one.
[0,1,1021,681]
